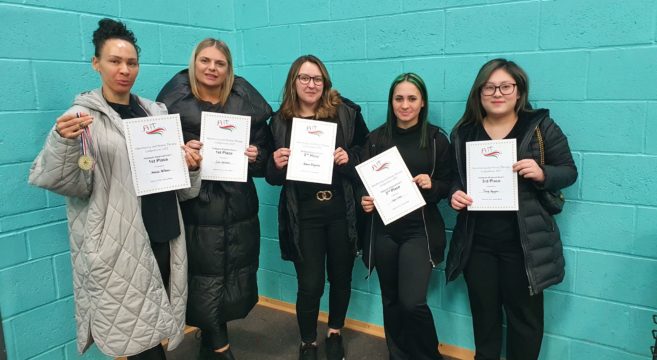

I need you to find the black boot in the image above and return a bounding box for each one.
[127,344,166,360]
[299,342,318,360]
[325,333,345,360]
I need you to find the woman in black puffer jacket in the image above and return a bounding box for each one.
[157,38,272,360]
[446,59,577,360]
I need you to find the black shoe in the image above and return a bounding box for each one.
[213,348,236,360]
[325,333,345,360]
[199,345,236,360]
[299,342,318,360]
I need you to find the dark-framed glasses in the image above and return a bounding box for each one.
[297,74,324,85]
[481,83,516,96]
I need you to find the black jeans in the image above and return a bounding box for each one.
[374,222,443,360]
[463,235,544,360]
[127,242,171,360]
[294,218,353,343]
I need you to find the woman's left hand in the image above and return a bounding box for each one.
[183,140,203,170]
[334,147,349,166]
[413,174,432,190]
[245,145,258,163]
[513,159,545,183]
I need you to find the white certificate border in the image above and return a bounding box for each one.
[200,112,251,182]
[356,146,426,225]
[466,139,518,211]
[286,118,337,185]
[123,114,190,196]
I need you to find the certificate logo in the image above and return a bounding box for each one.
[217,120,236,131]
[371,161,390,172]
[306,125,324,136]
[143,123,165,135]
[481,146,501,158]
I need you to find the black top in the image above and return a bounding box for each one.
[295,116,347,221]
[472,118,531,244]
[383,122,429,228]
[107,95,181,243]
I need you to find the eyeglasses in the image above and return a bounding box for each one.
[481,83,516,96]
[297,74,324,86]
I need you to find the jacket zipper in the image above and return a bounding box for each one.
[421,208,435,268]
[517,123,542,296]
[424,137,437,267]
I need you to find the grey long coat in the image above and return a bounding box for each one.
[28,89,200,357]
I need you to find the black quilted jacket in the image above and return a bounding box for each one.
[157,71,272,328]
[446,109,577,294]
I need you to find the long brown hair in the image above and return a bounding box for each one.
[455,58,532,129]
[279,55,341,119]
[188,38,234,105]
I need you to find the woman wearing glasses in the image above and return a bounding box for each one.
[266,55,368,360]
[446,59,577,360]
[360,73,451,360]
[157,38,272,360]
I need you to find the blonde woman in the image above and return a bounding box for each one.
[157,38,273,360]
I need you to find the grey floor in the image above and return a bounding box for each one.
[166,304,457,360]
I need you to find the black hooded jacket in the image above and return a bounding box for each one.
[446,109,577,294]
[360,124,452,271]
[157,70,272,327]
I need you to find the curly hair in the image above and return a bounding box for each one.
[92,18,140,57]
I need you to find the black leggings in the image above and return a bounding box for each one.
[463,235,544,360]
[374,224,443,360]
[294,218,353,343]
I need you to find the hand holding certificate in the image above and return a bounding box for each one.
[286,118,337,185]
[356,147,426,225]
[200,112,251,182]
[123,114,190,196]
[466,139,518,211]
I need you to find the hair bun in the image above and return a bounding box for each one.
[92,18,140,57]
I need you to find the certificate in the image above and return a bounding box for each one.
[356,147,426,225]
[466,139,518,211]
[200,112,251,182]
[286,118,337,184]
[123,114,190,196]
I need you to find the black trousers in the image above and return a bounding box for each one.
[463,235,544,360]
[294,217,353,343]
[127,241,171,360]
[374,223,443,360]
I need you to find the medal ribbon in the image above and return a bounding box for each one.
[77,112,96,170]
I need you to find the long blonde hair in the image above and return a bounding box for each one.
[188,38,234,105]
[279,55,341,119]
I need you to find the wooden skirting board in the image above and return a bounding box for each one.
[116,296,475,360]
[258,296,475,360]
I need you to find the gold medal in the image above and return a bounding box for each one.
[78,155,94,170]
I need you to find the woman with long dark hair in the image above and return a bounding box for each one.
[157,38,272,360]
[29,19,202,359]
[446,59,577,360]
[360,73,450,360]
[266,55,368,360]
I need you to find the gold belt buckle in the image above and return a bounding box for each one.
[316,190,333,201]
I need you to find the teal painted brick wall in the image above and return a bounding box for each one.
[235,1,657,360]
[1,1,656,360]
[0,1,236,359]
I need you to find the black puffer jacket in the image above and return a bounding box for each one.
[266,100,368,262]
[360,124,452,271]
[157,71,272,327]
[445,109,577,294]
